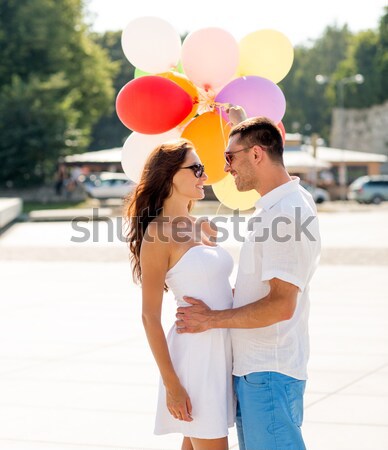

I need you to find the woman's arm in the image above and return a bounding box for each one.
[140,225,193,422]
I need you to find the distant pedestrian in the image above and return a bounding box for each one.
[54,164,66,196]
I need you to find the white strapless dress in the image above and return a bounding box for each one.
[154,245,235,439]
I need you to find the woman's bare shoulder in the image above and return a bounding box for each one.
[141,221,173,256]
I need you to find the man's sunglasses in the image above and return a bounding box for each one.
[224,145,255,166]
[181,163,205,178]
[224,144,265,166]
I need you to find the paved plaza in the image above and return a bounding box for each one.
[0,205,387,449]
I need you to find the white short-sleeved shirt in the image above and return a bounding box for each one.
[231,178,321,380]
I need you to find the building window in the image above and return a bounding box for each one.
[347,166,368,184]
[330,165,368,185]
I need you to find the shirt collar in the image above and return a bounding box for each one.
[255,177,300,212]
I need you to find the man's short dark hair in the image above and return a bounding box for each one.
[229,117,284,165]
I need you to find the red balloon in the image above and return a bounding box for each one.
[116,76,193,134]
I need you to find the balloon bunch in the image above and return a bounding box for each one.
[116,17,293,210]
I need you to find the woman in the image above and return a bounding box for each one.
[125,139,234,450]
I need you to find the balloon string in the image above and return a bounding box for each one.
[198,89,214,112]
[197,88,232,113]
[216,105,228,149]
[211,101,235,128]
[215,105,229,215]
[213,101,231,110]
[216,200,224,216]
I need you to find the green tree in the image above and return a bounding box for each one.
[329,6,387,109]
[88,31,134,151]
[336,30,380,108]
[281,8,388,142]
[0,75,85,186]
[280,25,352,141]
[376,7,388,102]
[0,0,115,187]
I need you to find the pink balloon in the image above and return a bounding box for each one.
[181,27,239,90]
[215,76,286,124]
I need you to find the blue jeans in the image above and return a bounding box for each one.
[234,372,306,450]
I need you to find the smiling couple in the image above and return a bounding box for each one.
[126,109,321,450]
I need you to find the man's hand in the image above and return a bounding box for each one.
[226,105,247,125]
[175,297,213,333]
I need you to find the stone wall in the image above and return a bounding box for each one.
[330,100,388,154]
[0,184,86,203]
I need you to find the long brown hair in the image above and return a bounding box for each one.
[124,138,194,288]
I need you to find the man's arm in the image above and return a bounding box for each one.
[176,277,299,333]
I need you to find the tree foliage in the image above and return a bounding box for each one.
[280,7,387,142]
[280,25,353,139]
[0,75,85,185]
[88,31,134,151]
[0,2,386,187]
[0,0,116,187]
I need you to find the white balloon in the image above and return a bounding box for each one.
[121,129,181,183]
[121,17,181,74]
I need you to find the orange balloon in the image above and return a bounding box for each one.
[181,111,230,184]
[158,71,199,125]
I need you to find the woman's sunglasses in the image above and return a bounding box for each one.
[181,163,205,178]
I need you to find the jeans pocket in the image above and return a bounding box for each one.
[286,380,306,427]
[243,372,270,388]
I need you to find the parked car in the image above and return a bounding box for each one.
[300,181,330,204]
[348,175,388,204]
[81,172,136,199]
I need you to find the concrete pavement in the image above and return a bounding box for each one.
[0,207,387,449]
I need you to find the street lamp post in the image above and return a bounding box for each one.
[315,73,364,200]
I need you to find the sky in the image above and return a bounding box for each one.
[85,0,387,46]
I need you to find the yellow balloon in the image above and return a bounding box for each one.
[237,29,294,84]
[212,173,260,211]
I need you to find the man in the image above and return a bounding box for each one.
[176,115,321,450]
